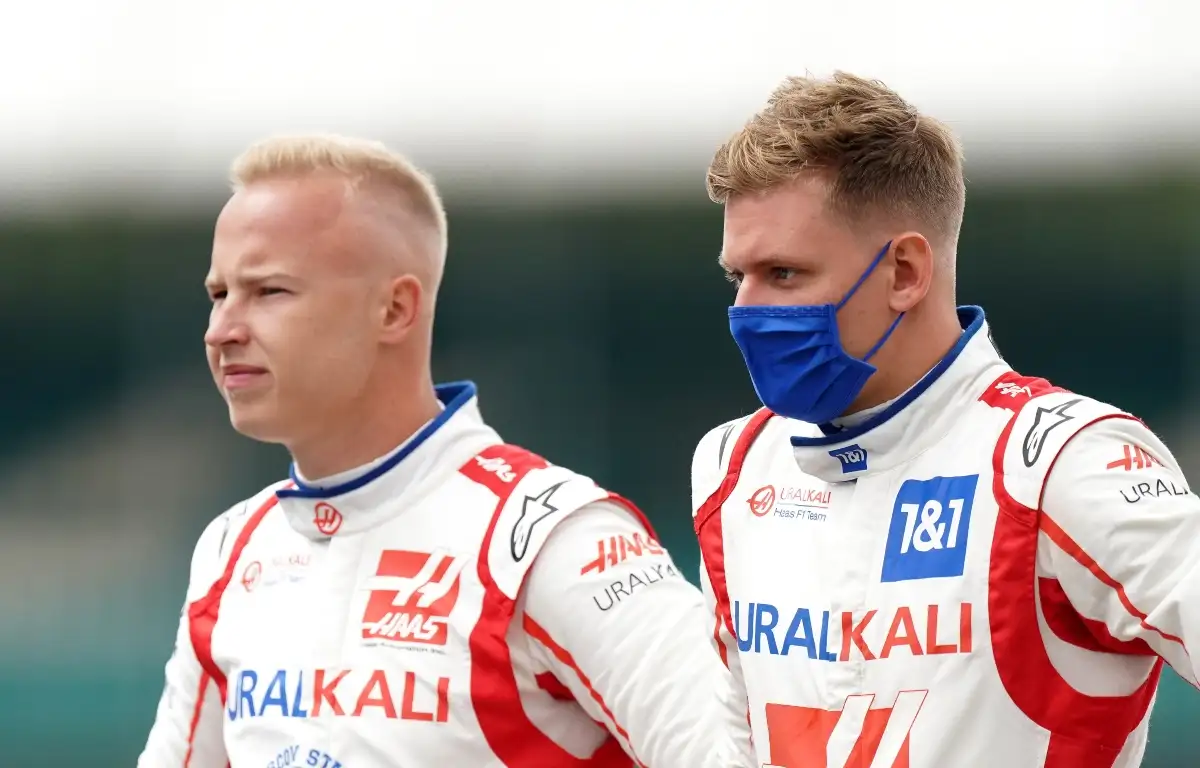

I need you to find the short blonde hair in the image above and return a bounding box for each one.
[231,134,448,260]
[707,72,965,242]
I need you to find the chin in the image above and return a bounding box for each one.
[226,405,287,445]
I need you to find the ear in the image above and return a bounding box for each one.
[887,232,934,313]
[379,274,423,343]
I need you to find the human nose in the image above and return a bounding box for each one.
[734,277,763,308]
[204,301,250,347]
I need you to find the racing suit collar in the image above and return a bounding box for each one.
[788,306,1005,483]
[274,381,501,540]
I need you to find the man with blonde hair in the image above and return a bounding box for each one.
[693,72,1200,767]
[139,134,731,767]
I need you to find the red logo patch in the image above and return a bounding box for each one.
[1105,444,1163,472]
[748,485,776,517]
[978,372,1040,411]
[361,550,465,647]
[241,561,262,592]
[580,531,665,575]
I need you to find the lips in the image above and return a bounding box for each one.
[220,364,268,390]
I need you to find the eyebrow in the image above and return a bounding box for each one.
[724,253,813,272]
[205,271,293,286]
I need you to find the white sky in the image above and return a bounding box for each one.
[0,0,1195,206]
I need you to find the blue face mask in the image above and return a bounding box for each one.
[727,242,904,424]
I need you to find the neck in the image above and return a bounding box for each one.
[846,304,961,415]
[288,374,443,481]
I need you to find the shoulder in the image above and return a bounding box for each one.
[518,498,696,636]
[691,416,748,477]
[475,445,625,600]
[998,387,1164,509]
[690,410,773,512]
[525,499,669,588]
[187,481,291,594]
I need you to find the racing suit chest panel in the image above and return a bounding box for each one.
[725,411,1065,766]
[724,427,872,714]
[211,475,517,767]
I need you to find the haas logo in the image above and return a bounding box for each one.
[240,561,262,592]
[763,690,928,768]
[995,382,1032,398]
[361,549,465,647]
[474,454,516,483]
[829,444,868,474]
[748,485,776,517]
[313,502,343,535]
[979,372,1049,411]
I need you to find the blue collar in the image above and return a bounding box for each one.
[789,306,1008,482]
[793,306,986,448]
[273,380,503,540]
[277,381,478,500]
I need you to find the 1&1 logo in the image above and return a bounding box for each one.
[829,444,868,474]
[881,474,979,582]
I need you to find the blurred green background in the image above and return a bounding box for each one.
[0,174,1198,765]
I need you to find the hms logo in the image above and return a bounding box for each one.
[361,549,465,647]
[313,503,343,536]
[829,444,867,474]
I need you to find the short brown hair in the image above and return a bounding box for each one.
[707,71,965,242]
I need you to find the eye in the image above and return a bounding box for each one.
[207,289,226,302]
[258,286,289,297]
[769,266,798,282]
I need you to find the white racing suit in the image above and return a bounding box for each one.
[695,307,1200,767]
[140,381,731,767]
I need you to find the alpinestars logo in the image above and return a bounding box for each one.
[1021,398,1081,467]
[361,549,465,647]
[510,481,568,561]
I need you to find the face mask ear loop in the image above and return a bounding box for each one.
[834,241,893,312]
[863,311,905,362]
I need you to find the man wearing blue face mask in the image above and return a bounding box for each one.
[692,72,1200,768]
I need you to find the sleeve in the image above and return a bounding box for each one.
[692,421,758,768]
[138,511,235,768]
[1039,415,1200,687]
[519,499,736,768]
